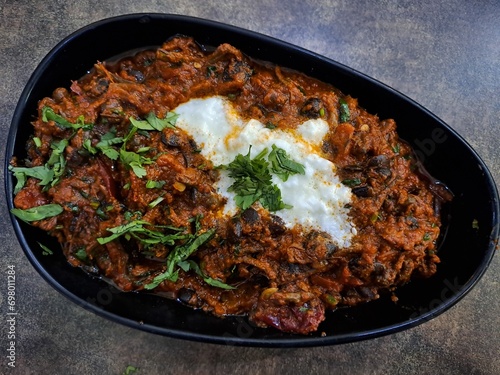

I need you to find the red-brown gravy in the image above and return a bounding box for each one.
[10,36,451,334]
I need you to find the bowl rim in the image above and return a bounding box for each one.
[4,13,499,347]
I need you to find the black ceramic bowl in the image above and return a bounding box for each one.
[5,13,499,347]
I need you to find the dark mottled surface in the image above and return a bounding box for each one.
[0,1,498,374]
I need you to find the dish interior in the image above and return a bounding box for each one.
[5,14,499,346]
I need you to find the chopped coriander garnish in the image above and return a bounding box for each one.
[83,139,97,154]
[95,130,123,160]
[220,147,272,211]
[219,145,304,212]
[338,97,350,123]
[33,137,42,148]
[119,149,153,179]
[148,196,165,208]
[42,106,93,131]
[129,112,178,131]
[146,180,166,189]
[341,178,362,187]
[97,220,187,246]
[259,184,292,212]
[268,144,305,182]
[9,139,68,193]
[117,113,178,178]
[11,203,64,222]
[38,242,54,256]
[143,227,234,289]
[176,260,235,290]
[47,139,68,186]
[144,228,215,287]
[9,165,53,194]
[74,248,88,261]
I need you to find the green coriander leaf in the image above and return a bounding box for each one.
[129,117,153,130]
[9,138,69,193]
[146,111,178,130]
[220,147,270,210]
[144,269,179,289]
[95,132,124,161]
[100,147,120,160]
[219,146,295,212]
[180,260,235,290]
[119,149,152,178]
[96,135,124,148]
[130,162,147,178]
[11,204,64,222]
[146,180,166,189]
[341,178,362,187]
[176,260,192,272]
[136,146,151,153]
[144,228,216,290]
[338,97,350,123]
[9,165,54,193]
[234,194,260,211]
[74,248,88,261]
[97,220,186,246]
[129,112,178,132]
[260,184,292,212]
[42,107,93,130]
[268,145,305,182]
[206,65,217,77]
[172,229,216,261]
[97,220,149,245]
[83,139,97,154]
[38,242,53,256]
[47,139,68,186]
[33,137,42,148]
[202,276,236,289]
[188,214,203,233]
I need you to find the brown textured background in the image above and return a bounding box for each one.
[0,1,498,374]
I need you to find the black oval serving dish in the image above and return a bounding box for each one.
[5,13,499,347]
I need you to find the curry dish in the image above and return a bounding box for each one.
[10,36,451,334]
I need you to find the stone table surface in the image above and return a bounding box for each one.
[0,1,498,374]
